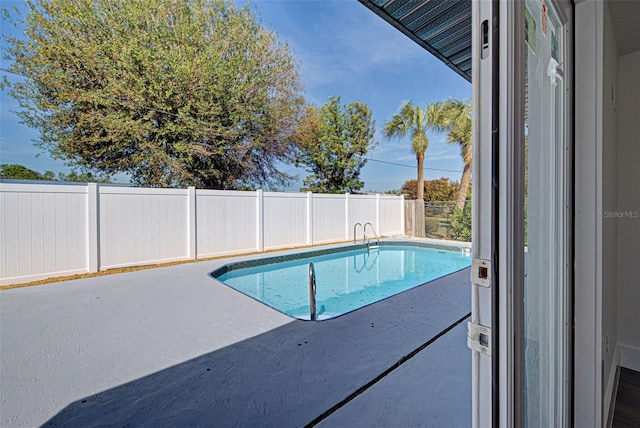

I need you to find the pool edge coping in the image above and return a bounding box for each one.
[208,240,472,322]
[209,240,469,278]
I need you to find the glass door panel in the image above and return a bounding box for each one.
[522,0,567,425]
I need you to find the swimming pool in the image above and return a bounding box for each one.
[211,242,471,320]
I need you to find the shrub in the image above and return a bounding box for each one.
[449,204,472,241]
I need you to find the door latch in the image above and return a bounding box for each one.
[467,322,492,355]
[481,20,490,59]
[472,258,491,287]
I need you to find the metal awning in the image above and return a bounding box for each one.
[358,0,472,82]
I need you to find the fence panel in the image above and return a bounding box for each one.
[312,194,346,244]
[196,190,257,257]
[1,183,404,285]
[263,192,307,250]
[0,183,88,284]
[348,195,377,240]
[379,195,403,236]
[99,187,189,269]
[404,200,426,238]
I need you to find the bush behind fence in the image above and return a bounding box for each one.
[424,200,472,241]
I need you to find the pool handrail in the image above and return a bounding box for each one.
[353,222,363,243]
[363,222,379,249]
[308,262,317,321]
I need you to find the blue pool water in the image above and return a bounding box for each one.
[214,244,471,320]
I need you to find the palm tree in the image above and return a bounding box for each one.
[437,99,472,211]
[383,101,443,201]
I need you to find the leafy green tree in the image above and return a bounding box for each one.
[41,170,56,181]
[293,97,376,193]
[0,163,110,182]
[449,202,472,241]
[0,164,43,180]
[448,187,472,241]
[401,177,460,201]
[1,0,303,189]
[383,101,444,200]
[58,171,110,183]
[433,99,472,210]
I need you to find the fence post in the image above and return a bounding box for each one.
[188,186,197,259]
[306,191,313,246]
[256,189,264,252]
[87,183,100,273]
[400,194,405,235]
[404,199,416,237]
[416,200,425,237]
[344,193,350,241]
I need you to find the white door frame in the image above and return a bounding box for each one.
[471,1,573,426]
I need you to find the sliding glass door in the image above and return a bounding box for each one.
[471,0,572,425]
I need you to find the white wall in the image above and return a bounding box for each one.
[575,3,640,424]
[574,1,604,425]
[601,4,620,418]
[617,48,640,371]
[0,184,404,285]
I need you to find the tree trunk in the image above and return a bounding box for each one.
[456,162,472,211]
[416,151,425,201]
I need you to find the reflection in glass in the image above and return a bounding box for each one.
[523,0,565,425]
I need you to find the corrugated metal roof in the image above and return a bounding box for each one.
[358,0,472,82]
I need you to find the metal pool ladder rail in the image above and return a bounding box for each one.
[308,262,317,321]
[364,222,379,250]
[353,222,363,243]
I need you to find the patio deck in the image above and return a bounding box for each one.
[0,245,472,427]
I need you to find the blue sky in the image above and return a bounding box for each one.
[0,0,471,192]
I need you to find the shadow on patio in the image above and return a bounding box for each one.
[41,268,472,427]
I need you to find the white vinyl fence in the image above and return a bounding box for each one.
[0,182,404,285]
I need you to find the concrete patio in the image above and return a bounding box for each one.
[0,245,472,427]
